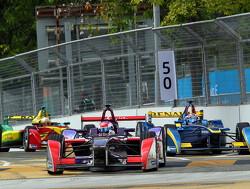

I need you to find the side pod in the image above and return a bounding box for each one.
[29,129,41,150]
[141,137,157,170]
[167,128,181,154]
[47,140,61,173]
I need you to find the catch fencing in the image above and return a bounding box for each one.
[0,13,250,123]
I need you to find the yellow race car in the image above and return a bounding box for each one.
[0,106,70,152]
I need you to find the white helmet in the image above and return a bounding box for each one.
[41,117,51,125]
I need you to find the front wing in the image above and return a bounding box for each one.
[47,136,158,173]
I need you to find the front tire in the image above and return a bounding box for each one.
[212,150,222,154]
[23,126,37,152]
[48,170,64,175]
[159,127,167,167]
[48,134,65,158]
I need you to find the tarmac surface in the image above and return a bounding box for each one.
[1,149,250,188]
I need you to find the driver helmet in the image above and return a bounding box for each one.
[99,121,114,133]
[185,113,197,123]
[40,117,51,125]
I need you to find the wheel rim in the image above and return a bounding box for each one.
[23,129,29,149]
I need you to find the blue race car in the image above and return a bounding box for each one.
[143,101,250,155]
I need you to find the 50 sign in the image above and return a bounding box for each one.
[158,51,177,100]
[163,61,171,89]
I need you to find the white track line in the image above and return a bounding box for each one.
[166,157,191,161]
[0,161,10,166]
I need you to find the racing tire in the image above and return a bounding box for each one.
[136,122,145,141]
[211,150,222,154]
[48,170,64,175]
[164,124,176,129]
[0,125,10,152]
[236,122,250,155]
[154,136,159,171]
[147,131,156,138]
[48,134,65,158]
[47,134,65,175]
[159,127,167,167]
[23,126,37,152]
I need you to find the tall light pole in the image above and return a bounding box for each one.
[154,3,160,105]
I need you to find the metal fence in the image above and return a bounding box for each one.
[0,13,250,122]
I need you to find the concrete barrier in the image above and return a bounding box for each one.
[13,105,247,134]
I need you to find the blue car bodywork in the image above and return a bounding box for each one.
[142,102,250,155]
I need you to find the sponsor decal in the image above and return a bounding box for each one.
[151,160,156,166]
[48,162,53,169]
[8,115,35,120]
[29,144,38,149]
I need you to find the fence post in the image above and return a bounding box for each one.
[202,46,210,105]
[67,66,72,115]
[236,42,246,104]
[31,72,37,114]
[136,54,142,106]
[60,68,65,116]
[0,78,3,123]
[153,4,160,106]
[101,58,106,107]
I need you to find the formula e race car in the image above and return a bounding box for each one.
[46,105,166,174]
[144,101,250,155]
[0,106,70,152]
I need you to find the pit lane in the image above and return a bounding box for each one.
[1,149,250,188]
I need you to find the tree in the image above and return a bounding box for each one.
[0,0,71,59]
[1,0,249,59]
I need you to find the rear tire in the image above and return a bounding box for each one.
[236,122,250,155]
[23,126,37,152]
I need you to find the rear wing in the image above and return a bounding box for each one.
[4,115,35,125]
[81,115,146,129]
[148,110,203,122]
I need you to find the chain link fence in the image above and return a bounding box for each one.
[0,13,250,122]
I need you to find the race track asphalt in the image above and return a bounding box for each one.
[1,149,250,189]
